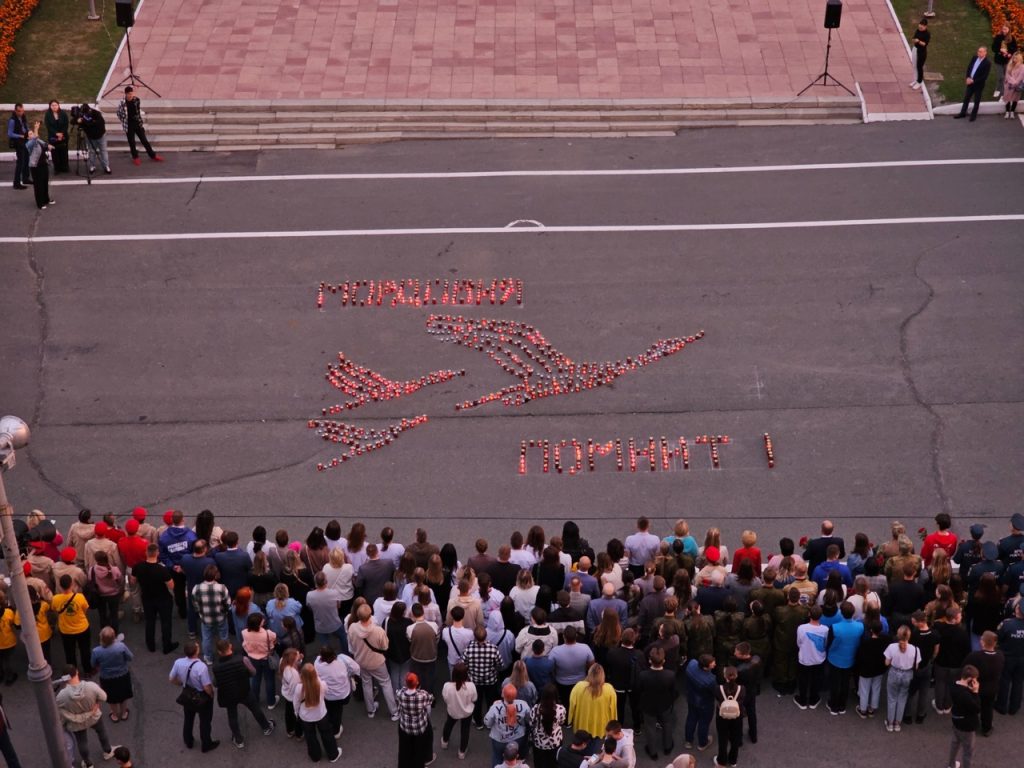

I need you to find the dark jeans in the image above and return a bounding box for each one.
[643,706,674,756]
[443,714,471,753]
[143,596,174,652]
[684,701,713,748]
[827,663,852,712]
[72,720,111,766]
[12,143,29,186]
[997,655,1024,714]
[302,714,340,761]
[979,690,996,734]
[51,140,69,173]
[410,658,436,700]
[959,83,985,118]
[907,661,933,719]
[533,746,557,768]
[250,656,277,707]
[916,52,927,83]
[284,700,299,737]
[473,681,500,726]
[95,593,121,633]
[0,724,22,768]
[797,662,824,707]
[62,628,92,670]
[715,715,743,767]
[615,687,643,730]
[934,664,957,711]
[126,121,156,159]
[326,694,349,734]
[400,726,434,768]
[183,699,215,749]
[31,161,49,208]
[556,682,575,711]
[745,695,758,742]
[171,570,187,619]
[225,692,270,741]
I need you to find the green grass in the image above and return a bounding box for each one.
[0,0,135,105]
[890,0,998,103]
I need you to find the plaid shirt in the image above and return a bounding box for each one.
[396,687,433,735]
[191,580,229,625]
[462,639,502,685]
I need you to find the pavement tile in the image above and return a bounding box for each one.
[111,0,925,118]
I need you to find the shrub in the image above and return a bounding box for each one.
[0,0,41,86]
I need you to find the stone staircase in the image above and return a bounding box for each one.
[98,97,863,151]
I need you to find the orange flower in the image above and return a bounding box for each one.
[0,0,42,86]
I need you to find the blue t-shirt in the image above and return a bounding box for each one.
[827,618,865,669]
[524,654,555,690]
[169,656,212,690]
[549,642,594,686]
[91,642,133,679]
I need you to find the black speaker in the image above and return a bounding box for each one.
[115,0,134,28]
[824,0,842,28]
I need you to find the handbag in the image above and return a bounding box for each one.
[82,570,100,607]
[176,661,212,708]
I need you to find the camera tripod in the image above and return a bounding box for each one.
[72,126,94,186]
[102,27,160,98]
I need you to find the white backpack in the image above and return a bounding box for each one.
[718,685,741,720]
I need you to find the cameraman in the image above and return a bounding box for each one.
[75,104,111,175]
[6,103,31,190]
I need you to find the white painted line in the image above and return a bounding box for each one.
[3,214,1022,244]
[45,156,1024,186]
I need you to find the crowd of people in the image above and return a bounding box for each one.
[2,507,1023,768]
[6,86,163,211]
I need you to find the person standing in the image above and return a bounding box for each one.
[963,630,1004,736]
[996,598,1024,715]
[24,125,55,210]
[292,663,341,763]
[116,86,163,166]
[683,654,716,752]
[90,627,134,723]
[529,683,566,768]
[192,565,230,663]
[825,601,864,715]
[484,683,532,767]
[51,574,92,669]
[713,666,745,768]
[6,104,30,190]
[955,47,992,121]
[883,625,920,732]
[74,105,112,176]
[1003,52,1024,118]
[934,606,972,714]
[130,544,179,654]
[55,665,120,767]
[347,603,398,719]
[637,646,677,759]
[910,19,931,90]
[211,639,274,749]
[0,693,22,768]
[992,24,1018,99]
[463,625,504,727]
[441,661,478,759]
[949,665,981,768]
[44,101,69,174]
[795,605,828,709]
[396,672,435,768]
[906,610,939,724]
[169,641,219,752]
[314,645,360,738]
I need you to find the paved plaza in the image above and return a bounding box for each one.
[114,0,928,117]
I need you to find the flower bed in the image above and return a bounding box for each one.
[0,0,40,85]
[975,0,1024,38]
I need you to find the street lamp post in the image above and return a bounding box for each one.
[0,416,68,767]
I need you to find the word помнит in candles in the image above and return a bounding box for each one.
[519,434,778,474]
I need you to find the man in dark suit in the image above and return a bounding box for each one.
[955,46,991,121]
[213,531,251,598]
[802,520,846,573]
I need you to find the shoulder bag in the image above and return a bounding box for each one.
[176,661,212,709]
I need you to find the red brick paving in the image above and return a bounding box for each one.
[112,0,927,117]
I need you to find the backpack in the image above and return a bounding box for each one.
[718,685,741,720]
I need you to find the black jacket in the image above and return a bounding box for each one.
[80,109,106,140]
[604,645,643,691]
[212,654,253,707]
[637,667,678,714]
[950,682,980,731]
[965,56,992,87]
[802,536,846,572]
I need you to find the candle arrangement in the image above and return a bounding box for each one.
[317,278,524,309]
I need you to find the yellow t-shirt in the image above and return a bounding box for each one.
[50,592,90,635]
[14,602,53,644]
[0,609,17,650]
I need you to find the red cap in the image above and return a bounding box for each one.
[28,540,46,551]
[61,548,77,563]
[125,519,140,535]
[94,521,109,537]
[54,533,64,547]
[22,561,31,576]
[163,510,174,525]
[132,507,147,521]
[705,546,721,564]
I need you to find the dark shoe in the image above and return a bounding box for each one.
[954,113,966,119]
[915,715,926,724]
[981,728,992,737]
[902,716,912,725]
[163,642,180,654]
[201,740,220,753]
[146,644,156,652]
[184,740,194,750]
[968,115,977,121]
[13,184,26,190]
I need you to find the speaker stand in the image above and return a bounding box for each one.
[798,28,855,97]
[102,28,161,98]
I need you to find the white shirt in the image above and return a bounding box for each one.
[293,679,328,722]
[378,541,406,569]
[443,625,474,666]
[314,655,360,700]
[510,585,540,619]
[796,623,829,666]
[883,642,920,671]
[442,680,478,719]
[509,548,537,570]
[373,598,397,626]
[321,562,355,601]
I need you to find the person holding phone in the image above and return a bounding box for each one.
[949,665,981,768]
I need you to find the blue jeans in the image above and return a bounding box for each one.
[315,626,349,654]
[200,620,228,660]
[250,656,277,706]
[684,701,713,747]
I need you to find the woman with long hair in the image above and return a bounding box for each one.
[1003,50,1024,117]
[728,558,761,611]
[525,526,546,562]
[510,570,540,620]
[591,608,622,667]
[321,547,355,618]
[500,596,526,637]
[279,647,303,738]
[247,550,279,611]
[242,611,278,707]
[847,533,874,576]
[714,666,745,767]
[700,527,728,565]
[302,526,330,575]
[529,683,566,768]
[966,573,1003,649]
[426,553,452,616]
[483,683,532,768]
[343,522,369,574]
[441,661,478,759]
[266,583,303,638]
[281,549,315,642]
[501,659,538,708]
[230,586,260,633]
[90,626,134,722]
[385,601,413,695]
[560,521,594,566]
[193,510,222,551]
[395,552,417,594]
[883,624,920,731]
[293,662,340,762]
[567,664,616,745]
[922,549,952,601]
[533,546,565,596]
[845,575,880,621]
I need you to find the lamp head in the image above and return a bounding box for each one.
[0,416,30,450]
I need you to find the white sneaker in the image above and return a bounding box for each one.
[441,738,449,749]
[102,746,121,760]
[993,91,1000,99]
[908,80,918,87]
[334,724,343,739]
[911,82,921,90]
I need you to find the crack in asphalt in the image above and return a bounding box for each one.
[185,174,203,207]
[23,221,85,509]
[897,235,959,516]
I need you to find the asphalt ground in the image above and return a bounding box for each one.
[0,120,1022,767]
